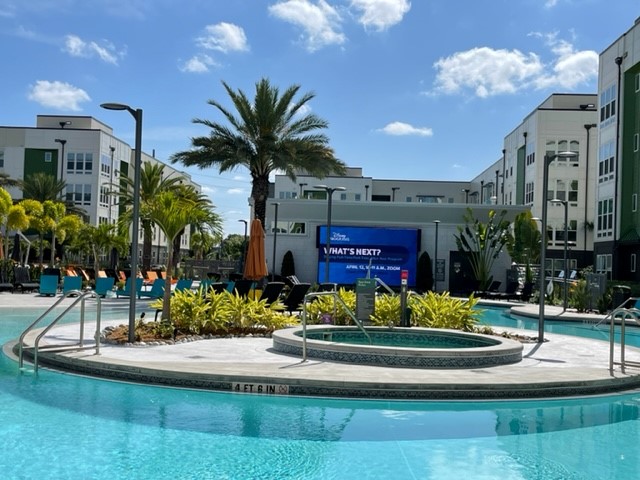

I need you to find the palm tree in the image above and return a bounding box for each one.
[71,223,128,277]
[20,172,86,218]
[118,162,186,270]
[0,187,29,260]
[146,191,210,322]
[0,172,20,188]
[170,78,346,226]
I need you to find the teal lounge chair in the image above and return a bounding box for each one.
[39,275,59,296]
[94,277,115,297]
[197,279,213,294]
[139,278,165,299]
[116,277,143,298]
[174,278,193,293]
[62,275,83,296]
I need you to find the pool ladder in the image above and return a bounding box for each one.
[17,290,103,373]
[300,291,371,362]
[605,304,640,373]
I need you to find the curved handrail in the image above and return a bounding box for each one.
[300,291,371,362]
[18,290,102,372]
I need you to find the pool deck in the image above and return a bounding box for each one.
[4,292,640,399]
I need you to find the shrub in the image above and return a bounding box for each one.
[304,288,356,325]
[569,279,590,312]
[280,250,295,278]
[369,293,402,326]
[409,291,481,331]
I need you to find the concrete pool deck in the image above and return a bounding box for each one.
[3,292,640,399]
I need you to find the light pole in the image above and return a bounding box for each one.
[314,185,346,283]
[238,219,248,274]
[391,187,399,202]
[462,188,470,203]
[551,198,569,312]
[271,203,279,280]
[583,123,597,256]
[364,185,369,201]
[494,170,502,204]
[298,183,307,198]
[59,121,71,129]
[108,146,115,224]
[433,220,440,292]
[538,151,577,342]
[101,102,143,344]
[54,138,66,192]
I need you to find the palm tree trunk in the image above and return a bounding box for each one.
[252,175,270,227]
[142,221,153,271]
[161,242,174,323]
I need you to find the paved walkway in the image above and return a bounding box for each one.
[4,292,640,399]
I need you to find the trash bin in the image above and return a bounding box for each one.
[612,285,631,309]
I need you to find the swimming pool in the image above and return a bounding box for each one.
[2,303,640,479]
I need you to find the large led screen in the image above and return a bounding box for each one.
[316,225,420,286]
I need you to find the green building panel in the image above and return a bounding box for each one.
[24,148,59,179]
[619,65,640,243]
[515,144,525,204]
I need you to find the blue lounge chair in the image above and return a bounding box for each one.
[116,277,144,298]
[39,275,59,296]
[174,278,193,293]
[62,275,83,296]
[139,278,165,299]
[94,277,115,297]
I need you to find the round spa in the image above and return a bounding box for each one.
[272,325,523,368]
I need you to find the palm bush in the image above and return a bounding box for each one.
[409,291,481,331]
[304,288,356,325]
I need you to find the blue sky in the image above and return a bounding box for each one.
[1,0,638,235]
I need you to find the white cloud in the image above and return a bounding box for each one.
[269,0,346,52]
[378,121,433,137]
[63,34,122,65]
[227,188,245,195]
[179,54,218,73]
[350,0,411,31]
[544,0,560,8]
[430,34,597,98]
[197,22,249,53]
[27,80,91,111]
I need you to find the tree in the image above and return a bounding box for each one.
[170,78,346,226]
[146,191,210,322]
[20,172,87,218]
[0,172,20,188]
[415,251,433,293]
[280,250,296,278]
[454,208,512,292]
[507,211,541,265]
[118,162,186,270]
[190,230,216,260]
[71,223,128,276]
[42,201,82,265]
[19,199,49,266]
[0,187,29,260]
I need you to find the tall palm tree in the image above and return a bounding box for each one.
[20,172,86,218]
[170,78,346,226]
[0,172,20,188]
[118,162,186,270]
[0,187,29,260]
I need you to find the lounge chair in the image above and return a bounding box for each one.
[197,279,213,295]
[232,279,255,298]
[259,282,285,305]
[13,266,39,293]
[94,277,115,297]
[139,278,165,299]
[282,283,311,314]
[143,269,159,286]
[39,275,59,296]
[62,275,83,296]
[0,271,14,292]
[210,282,228,294]
[116,277,143,298]
[316,282,338,292]
[174,278,193,293]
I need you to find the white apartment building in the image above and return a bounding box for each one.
[0,114,197,267]
[595,17,640,281]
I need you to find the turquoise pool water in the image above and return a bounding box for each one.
[2,304,640,479]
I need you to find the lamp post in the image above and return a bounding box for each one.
[494,170,502,204]
[108,146,115,224]
[100,102,143,344]
[583,123,597,256]
[298,183,307,198]
[54,138,66,192]
[462,188,470,203]
[364,185,369,201]
[59,121,71,129]
[238,219,248,274]
[551,198,569,313]
[391,187,399,202]
[538,151,577,342]
[314,185,346,283]
[271,203,279,280]
[433,220,440,292]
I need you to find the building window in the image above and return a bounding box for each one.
[636,73,640,92]
[100,153,112,177]
[597,198,614,238]
[99,186,109,207]
[66,184,92,206]
[596,254,612,276]
[600,83,617,124]
[355,193,361,201]
[416,196,442,203]
[598,141,615,183]
[44,152,52,163]
[635,133,639,152]
[278,191,295,199]
[524,182,534,204]
[632,254,637,273]
[340,193,347,201]
[67,152,93,174]
[0,149,4,168]
[633,194,638,213]
[270,221,306,235]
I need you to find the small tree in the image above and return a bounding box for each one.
[280,250,295,278]
[415,251,433,293]
[454,208,512,292]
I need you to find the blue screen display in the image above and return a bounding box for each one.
[316,225,420,286]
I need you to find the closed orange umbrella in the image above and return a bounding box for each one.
[243,219,268,280]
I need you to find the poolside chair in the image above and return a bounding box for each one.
[143,269,159,286]
[232,279,255,298]
[115,277,143,298]
[259,282,285,306]
[0,271,14,292]
[197,279,213,295]
[316,282,338,292]
[282,283,311,314]
[139,278,165,299]
[174,278,193,293]
[210,282,228,294]
[62,275,83,296]
[94,277,115,297]
[13,266,39,293]
[39,274,59,296]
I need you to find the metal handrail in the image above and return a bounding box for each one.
[594,297,639,328]
[609,306,640,372]
[18,290,102,373]
[301,291,371,361]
